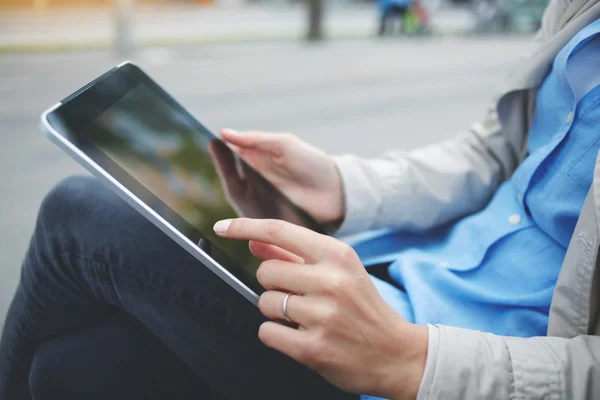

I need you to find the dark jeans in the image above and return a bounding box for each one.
[0,176,359,400]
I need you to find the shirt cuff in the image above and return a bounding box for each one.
[503,336,562,398]
[416,325,514,399]
[331,154,382,237]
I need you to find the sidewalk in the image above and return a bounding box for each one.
[0,4,475,52]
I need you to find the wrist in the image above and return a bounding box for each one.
[315,156,346,225]
[385,323,429,400]
[326,156,346,223]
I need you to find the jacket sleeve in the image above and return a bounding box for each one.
[417,325,600,400]
[332,98,526,237]
[331,0,577,238]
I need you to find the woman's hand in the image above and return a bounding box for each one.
[209,140,305,225]
[220,129,345,225]
[214,218,428,400]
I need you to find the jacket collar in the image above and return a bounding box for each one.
[502,0,600,94]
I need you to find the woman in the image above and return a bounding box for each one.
[5,8,600,392]
[0,129,426,400]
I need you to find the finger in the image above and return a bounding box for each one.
[224,142,241,154]
[221,129,288,157]
[258,291,323,327]
[258,321,310,365]
[214,218,336,263]
[209,140,237,179]
[249,241,305,264]
[258,291,299,322]
[209,140,245,198]
[257,259,318,293]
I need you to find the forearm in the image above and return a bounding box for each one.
[332,115,520,237]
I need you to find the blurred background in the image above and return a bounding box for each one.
[0,0,546,329]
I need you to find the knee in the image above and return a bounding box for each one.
[34,174,159,259]
[19,176,101,284]
[36,175,131,246]
[38,176,101,227]
[29,175,117,267]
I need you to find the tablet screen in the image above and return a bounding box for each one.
[48,64,323,296]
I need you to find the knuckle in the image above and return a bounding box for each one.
[322,271,345,294]
[265,219,285,239]
[338,243,358,263]
[318,303,338,326]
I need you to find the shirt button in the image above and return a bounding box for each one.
[565,111,574,124]
[440,261,451,268]
[509,214,522,225]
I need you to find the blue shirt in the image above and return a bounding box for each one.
[350,19,600,350]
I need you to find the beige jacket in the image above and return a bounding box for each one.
[333,0,600,398]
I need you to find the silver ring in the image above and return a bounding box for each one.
[282,293,292,322]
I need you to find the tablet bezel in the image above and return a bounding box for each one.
[39,61,322,305]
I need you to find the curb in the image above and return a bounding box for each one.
[0,31,364,54]
[0,29,466,54]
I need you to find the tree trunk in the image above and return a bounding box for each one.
[306,0,324,41]
[115,0,134,55]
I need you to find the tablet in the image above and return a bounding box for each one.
[40,61,324,305]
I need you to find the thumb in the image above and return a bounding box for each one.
[221,129,286,157]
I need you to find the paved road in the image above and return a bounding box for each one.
[0,37,530,329]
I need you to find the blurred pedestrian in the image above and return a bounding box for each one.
[378,0,412,36]
[378,0,430,36]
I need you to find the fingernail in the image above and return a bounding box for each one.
[222,128,238,135]
[213,219,232,234]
